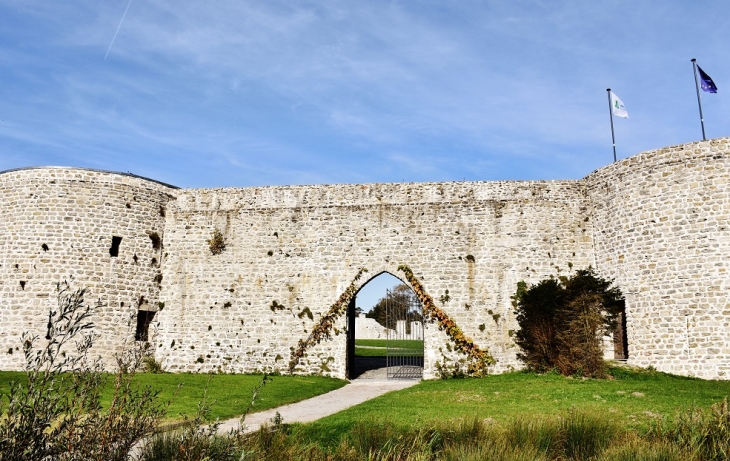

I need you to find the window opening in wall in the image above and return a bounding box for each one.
[109,236,122,257]
[613,301,629,360]
[148,232,161,249]
[45,310,53,340]
[41,243,49,252]
[135,310,156,342]
[19,281,26,290]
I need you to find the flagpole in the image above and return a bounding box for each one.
[691,58,707,141]
[607,88,617,162]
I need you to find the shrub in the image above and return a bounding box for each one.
[207,228,226,255]
[142,354,166,373]
[512,278,564,373]
[0,282,164,460]
[512,268,624,377]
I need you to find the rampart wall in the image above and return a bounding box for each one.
[155,180,593,377]
[587,138,730,378]
[0,138,728,379]
[0,168,177,368]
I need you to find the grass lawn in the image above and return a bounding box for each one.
[355,339,424,349]
[298,367,730,447]
[355,339,424,357]
[354,347,387,357]
[0,371,346,422]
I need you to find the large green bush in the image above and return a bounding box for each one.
[512,268,624,377]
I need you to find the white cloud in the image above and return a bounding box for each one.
[1,0,729,186]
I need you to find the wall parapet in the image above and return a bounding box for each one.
[174,180,583,212]
[0,166,180,190]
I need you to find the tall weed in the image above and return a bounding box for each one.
[647,396,730,461]
[147,401,729,461]
[0,282,164,461]
[599,437,690,461]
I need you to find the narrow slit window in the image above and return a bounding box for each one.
[109,236,122,257]
[135,310,156,342]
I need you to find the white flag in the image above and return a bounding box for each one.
[610,92,629,118]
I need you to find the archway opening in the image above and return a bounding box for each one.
[346,272,424,380]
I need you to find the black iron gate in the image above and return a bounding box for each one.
[385,287,424,379]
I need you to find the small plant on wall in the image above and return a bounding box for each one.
[207,228,226,255]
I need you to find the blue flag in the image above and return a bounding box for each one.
[698,65,718,93]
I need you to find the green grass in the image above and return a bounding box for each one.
[297,367,730,448]
[355,339,424,357]
[355,347,386,357]
[355,339,424,349]
[5,366,730,459]
[0,371,345,422]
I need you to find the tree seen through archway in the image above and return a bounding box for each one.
[365,284,423,333]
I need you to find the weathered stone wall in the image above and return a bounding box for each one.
[355,315,388,339]
[155,180,593,378]
[0,168,177,369]
[586,138,730,379]
[1,137,728,380]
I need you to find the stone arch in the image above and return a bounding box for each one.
[345,268,424,379]
[353,268,414,298]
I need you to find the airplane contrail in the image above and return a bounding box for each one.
[104,0,134,60]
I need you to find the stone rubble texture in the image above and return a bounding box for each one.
[0,138,728,379]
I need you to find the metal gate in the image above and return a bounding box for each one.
[385,287,424,379]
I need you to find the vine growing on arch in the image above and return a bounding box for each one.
[288,268,368,374]
[398,264,495,377]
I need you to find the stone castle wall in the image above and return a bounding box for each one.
[0,138,728,379]
[0,168,177,368]
[586,138,730,379]
[155,180,593,377]
[354,315,388,340]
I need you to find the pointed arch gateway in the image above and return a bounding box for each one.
[346,271,424,380]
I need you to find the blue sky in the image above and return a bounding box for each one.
[356,272,403,313]
[1,0,728,189]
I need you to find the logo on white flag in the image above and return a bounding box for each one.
[611,92,629,118]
